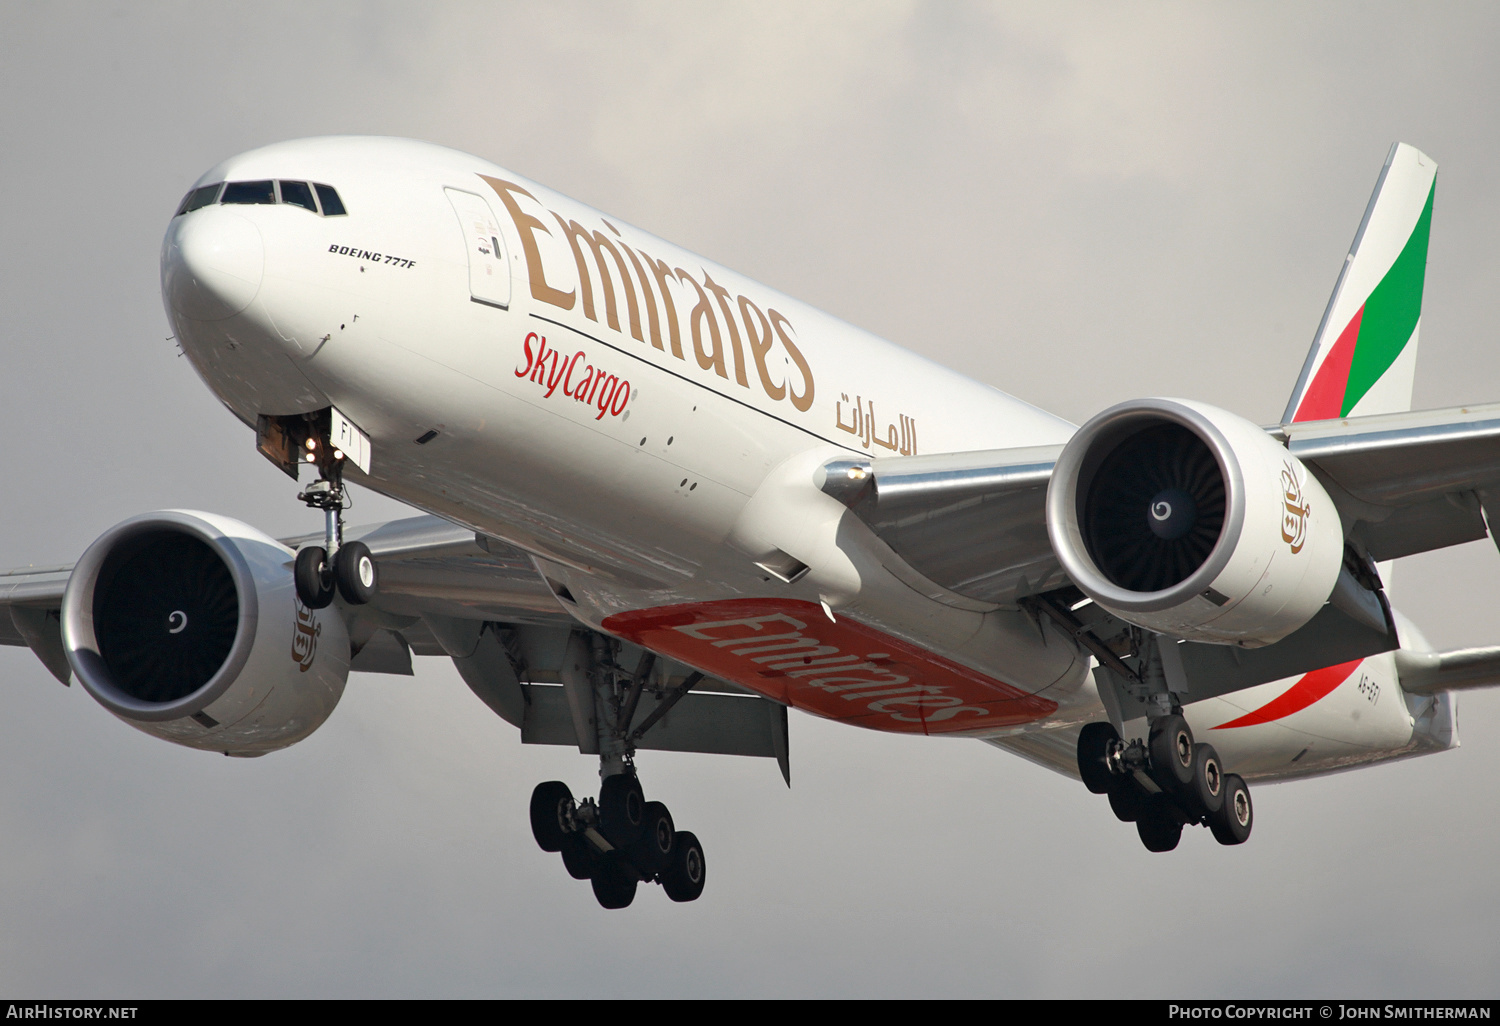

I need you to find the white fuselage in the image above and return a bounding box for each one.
[160,137,1454,782]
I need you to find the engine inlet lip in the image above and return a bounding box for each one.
[61,511,260,722]
[1047,399,1247,613]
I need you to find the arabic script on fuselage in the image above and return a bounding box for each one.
[834,393,918,455]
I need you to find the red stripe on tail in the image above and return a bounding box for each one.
[1293,306,1364,422]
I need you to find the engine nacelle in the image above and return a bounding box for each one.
[1047,399,1343,646]
[61,510,349,755]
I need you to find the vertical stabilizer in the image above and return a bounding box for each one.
[1283,144,1437,424]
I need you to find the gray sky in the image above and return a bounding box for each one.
[1,1,1497,997]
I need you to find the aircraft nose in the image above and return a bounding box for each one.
[162,208,264,320]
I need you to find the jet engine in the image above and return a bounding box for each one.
[61,510,349,755]
[1047,399,1343,647]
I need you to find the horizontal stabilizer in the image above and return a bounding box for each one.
[1396,646,1500,695]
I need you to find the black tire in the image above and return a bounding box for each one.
[1136,799,1183,852]
[1149,714,1195,791]
[294,545,335,609]
[599,773,645,847]
[529,780,573,853]
[333,540,377,605]
[591,851,638,909]
[1077,722,1121,794]
[631,801,675,878]
[1107,780,1149,822]
[1186,743,1225,818]
[662,830,706,902]
[561,835,598,880]
[1209,773,1253,845]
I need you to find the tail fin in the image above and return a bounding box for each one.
[1283,143,1437,424]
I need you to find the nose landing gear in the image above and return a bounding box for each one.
[529,775,706,908]
[1077,718,1253,851]
[289,428,376,610]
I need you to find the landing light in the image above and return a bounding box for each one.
[304,453,315,463]
[304,439,316,450]
[333,449,344,460]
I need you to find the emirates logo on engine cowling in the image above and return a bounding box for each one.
[292,597,321,672]
[1280,461,1310,554]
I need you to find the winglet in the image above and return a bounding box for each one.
[1283,143,1437,424]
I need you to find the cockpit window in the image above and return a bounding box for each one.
[314,184,347,216]
[277,180,317,212]
[176,179,346,216]
[176,182,223,216]
[221,180,275,205]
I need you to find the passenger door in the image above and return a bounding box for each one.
[445,187,511,309]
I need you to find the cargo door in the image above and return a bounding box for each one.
[445,187,511,309]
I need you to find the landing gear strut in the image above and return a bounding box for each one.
[1076,716,1252,851]
[527,636,707,908]
[290,422,376,609]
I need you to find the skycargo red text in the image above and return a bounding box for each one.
[516,332,631,421]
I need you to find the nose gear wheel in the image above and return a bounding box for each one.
[294,546,335,610]
[332,540,376,604]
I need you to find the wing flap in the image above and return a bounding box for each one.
[0,567,73,683]
[9,606,70,684]
[1356,493,1488,560]
[520,681,788,759]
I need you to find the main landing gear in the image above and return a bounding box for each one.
[1077,717,1253,851]
[528,638,708,909]
[291,427,377,610]
[530,774,705,909]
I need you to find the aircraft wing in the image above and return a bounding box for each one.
[821,402,1500,700]
[825,401,1500,606]
[0,515,791,778]
[1277,401,1500,559]
[819,445,1067,608]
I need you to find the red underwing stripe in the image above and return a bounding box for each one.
[1211,658,1363,730]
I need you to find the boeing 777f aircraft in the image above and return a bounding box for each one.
[6,138,1496,908]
